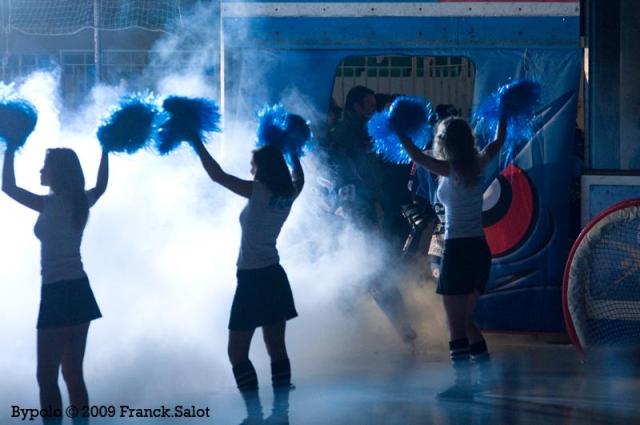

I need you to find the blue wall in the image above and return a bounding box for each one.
[223,8,581,332]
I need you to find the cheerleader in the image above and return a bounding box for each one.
[397,116,506,400]
[2,147,108,422]
[192,138,303,424]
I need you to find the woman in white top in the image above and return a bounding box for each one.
[398,116,506,400]
[192,134,303,422]
[2,147,108,422]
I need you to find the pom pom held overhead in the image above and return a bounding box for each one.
[282,113,312,157]
[256,104,288,148]
[498,79,541,117]
[387,96,431,139]
[256,104,312,157]
[157,96,221,155]
[368,96,432,164]
[473,79,542,166]
[0,97,37,152]
[97,93,159,154]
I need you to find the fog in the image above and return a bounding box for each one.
[0,5,447,417]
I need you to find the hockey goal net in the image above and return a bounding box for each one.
[563,199,640,353]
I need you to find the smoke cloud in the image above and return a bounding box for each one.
[0,4,446,419]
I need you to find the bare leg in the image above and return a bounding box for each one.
[262,322,288,363]
[37,328,66,423]
[465,291,484,345]
[228,330,255,367]
[61,323,90,422]
[442,294,472,341]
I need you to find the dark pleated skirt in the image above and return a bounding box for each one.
[37,277,102,329]
[229,264,298,331]
[437,237,492,296]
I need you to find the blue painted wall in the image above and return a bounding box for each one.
[223,6,581,332]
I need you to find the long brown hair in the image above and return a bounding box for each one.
[253,145,294,197]
[433,117,482,187]
[45,148,89,230]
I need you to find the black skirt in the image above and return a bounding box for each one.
[437,237,492,296]
[229,263,298,331]
[37,277,102,329]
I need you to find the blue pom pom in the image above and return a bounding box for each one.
[256,104,312,157]
[368,96,432,164]
[473,79,541,165]
[97,93,159,154]
[388,96,431,139]
[0,98,37,152]
[256,104,288,148]
[157,96,221,155]
[283,113,312,157]
[498,79,541,117]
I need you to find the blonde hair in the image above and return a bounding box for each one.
[433,117,482,187]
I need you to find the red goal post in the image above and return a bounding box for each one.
[563,198,640,355]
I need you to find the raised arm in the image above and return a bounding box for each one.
[2,150,44,212]
[87,150,109,205]
[290,154,304,196]
[398,134,450,177]
[480,116,507,161]
[192,139,253,198]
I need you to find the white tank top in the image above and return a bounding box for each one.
[237,181,295,270]
[436,171,484,240]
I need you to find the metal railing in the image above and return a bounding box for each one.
[0,49,207,106]
[0,53,58,83]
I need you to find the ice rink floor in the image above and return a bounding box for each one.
[74,336,640,425]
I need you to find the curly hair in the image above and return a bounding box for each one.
[433,117,482,187]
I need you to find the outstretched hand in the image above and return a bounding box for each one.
[193,138,253,198]
[1,148,44,211]
[396,131,420,157]
[89,148,109,203]
[395,128,450,176]
[479,115,508,162]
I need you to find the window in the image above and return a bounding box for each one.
[332,55,475,119]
